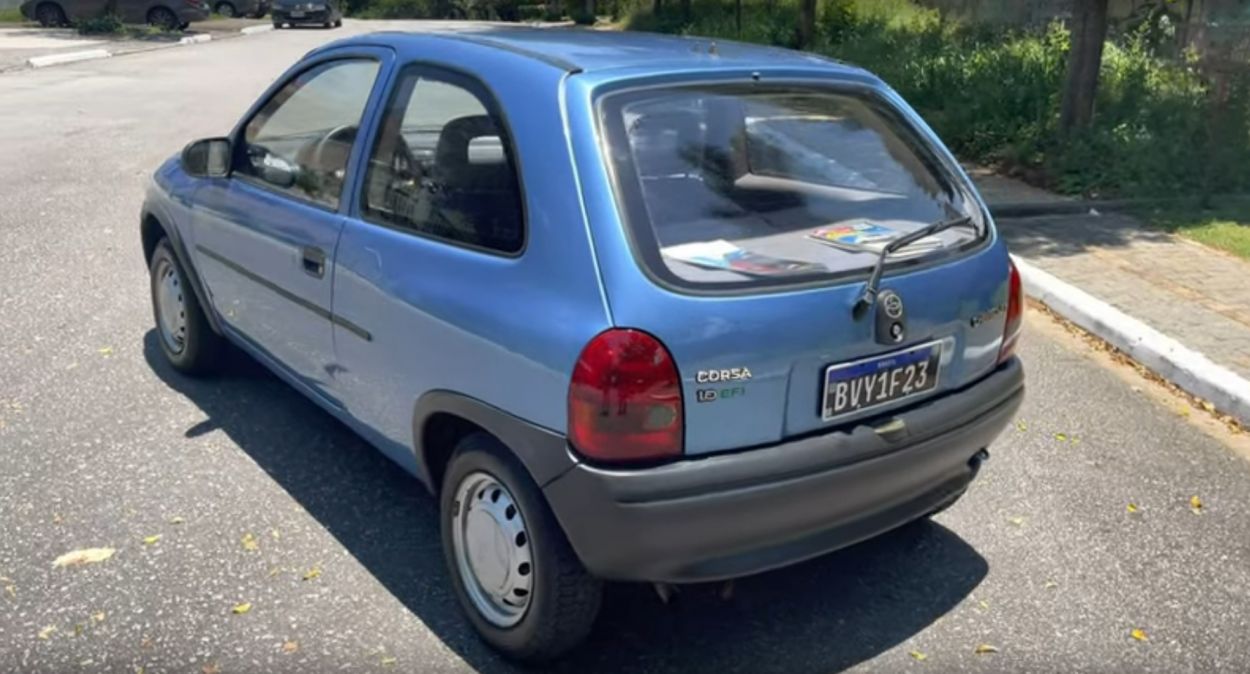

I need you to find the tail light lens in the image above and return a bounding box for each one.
[998,259,1023,363]
[568,329,683,463]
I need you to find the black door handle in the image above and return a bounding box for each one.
[301,246,326,279]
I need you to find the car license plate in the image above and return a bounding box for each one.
[822,341,942,420]
[290,9,305,16]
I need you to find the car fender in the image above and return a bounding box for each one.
[411,390,576,493]
[141,190,224,336]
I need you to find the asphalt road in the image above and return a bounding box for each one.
[3,21,1250,673]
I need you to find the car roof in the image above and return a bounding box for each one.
[330,26,870,78]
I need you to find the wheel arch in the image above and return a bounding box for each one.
[141,210,224,336]
[412,391,575,496]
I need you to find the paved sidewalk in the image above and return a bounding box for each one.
[0,18,267,72]
[975,171,1250,386]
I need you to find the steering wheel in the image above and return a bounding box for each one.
[303,124,358,180]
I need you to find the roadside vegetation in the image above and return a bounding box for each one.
[1141,200,1250,260]
[621,0,1250,200]
[0,7,25,22]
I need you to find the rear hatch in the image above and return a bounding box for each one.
[586,77,1014,457]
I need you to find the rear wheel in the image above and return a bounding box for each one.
[34,1,67,26]
[149,238,223,375]
[213,1,236,16]
[146,5,179,30]
[441,433,602,662]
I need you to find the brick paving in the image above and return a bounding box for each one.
[975,172,1250,382]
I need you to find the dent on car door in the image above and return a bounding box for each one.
[191,57,382,401]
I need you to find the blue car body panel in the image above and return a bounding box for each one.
[142,27,1015,486]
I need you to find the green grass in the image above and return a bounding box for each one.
[1143,202,1250,260]
[0,7,26,22]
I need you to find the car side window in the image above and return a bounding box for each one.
[234,59,380,210]
[361,66,524,254]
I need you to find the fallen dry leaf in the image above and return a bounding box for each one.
[1190,495,1204,514]
[92,611,106,623]
[270,529,281,541]
[53,547,115,568]
[4,584,15,600]
[1201,401,1215,413]
[142,535,161,546]
[1131,628,1148,642]
[1008,516,1025,527]
[302,567,321,582]
[1015,420,1027,432]
[52,513,64,525]
[1127,503,1139,514]
[909,650,927,661]
[98,347,113,356]
[974,644,999,655]
[37,625,57,640]
[380,656,398,667]
[241,533,259,552]
[282,640,299,654]
[231,602,252,615]
[1043,580,1059,589]
[978,600,989,610]
[202,662,220,674]
[169,516,185,525]
[73,623,84,637]
[1054,433,1068,442]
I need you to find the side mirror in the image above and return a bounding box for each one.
[181,137,232,178]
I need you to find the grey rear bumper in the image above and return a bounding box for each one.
[543,358,1024,583]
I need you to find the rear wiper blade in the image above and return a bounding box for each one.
[851,215,975,321]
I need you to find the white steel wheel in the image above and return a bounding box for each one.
[153,256,188,356]
[451,471,534,628]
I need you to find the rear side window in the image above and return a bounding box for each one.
[361,66,524,254]
[234,59,380,209]
[599,84,983,291]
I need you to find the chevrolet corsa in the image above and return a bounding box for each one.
[141,28,1025,661]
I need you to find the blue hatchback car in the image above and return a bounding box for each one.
[142,27,1025,661]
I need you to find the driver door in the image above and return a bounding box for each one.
[191,56,383,403]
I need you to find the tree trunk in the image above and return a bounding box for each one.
[651,0,661,14]
[680,0,690,21]
[797,0,817,49]
[1059,0,1110,134]
[583,0,594,21]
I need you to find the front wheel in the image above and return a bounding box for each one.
[146,5,180,30]
[150,238,223,375]
[441,433,602,662]
[35,1,67,26]
[214,1,236,16]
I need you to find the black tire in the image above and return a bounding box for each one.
[272,19,282,27]
[333,17,341,27]
[35,2,67,27]
[214,0,236,16]
[149,238,223,375]
[146,5,179,30]
[440,433,602,662]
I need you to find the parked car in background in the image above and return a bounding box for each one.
[211,0,268,18]
[271,0,339,28]
[141,29,1024,661]
[20,0,209,29]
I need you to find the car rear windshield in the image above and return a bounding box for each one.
[598,83,985,291]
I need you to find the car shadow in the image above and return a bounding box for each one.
[143,330,988,673]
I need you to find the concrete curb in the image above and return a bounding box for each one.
[991,194,1250,219]
[179,34,212,45]
[1013,254,1250,426]
[241,24,273,35]
[27,48,111,68]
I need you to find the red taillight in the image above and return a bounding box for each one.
[568,329,683,463]
[998,259,1024,363]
